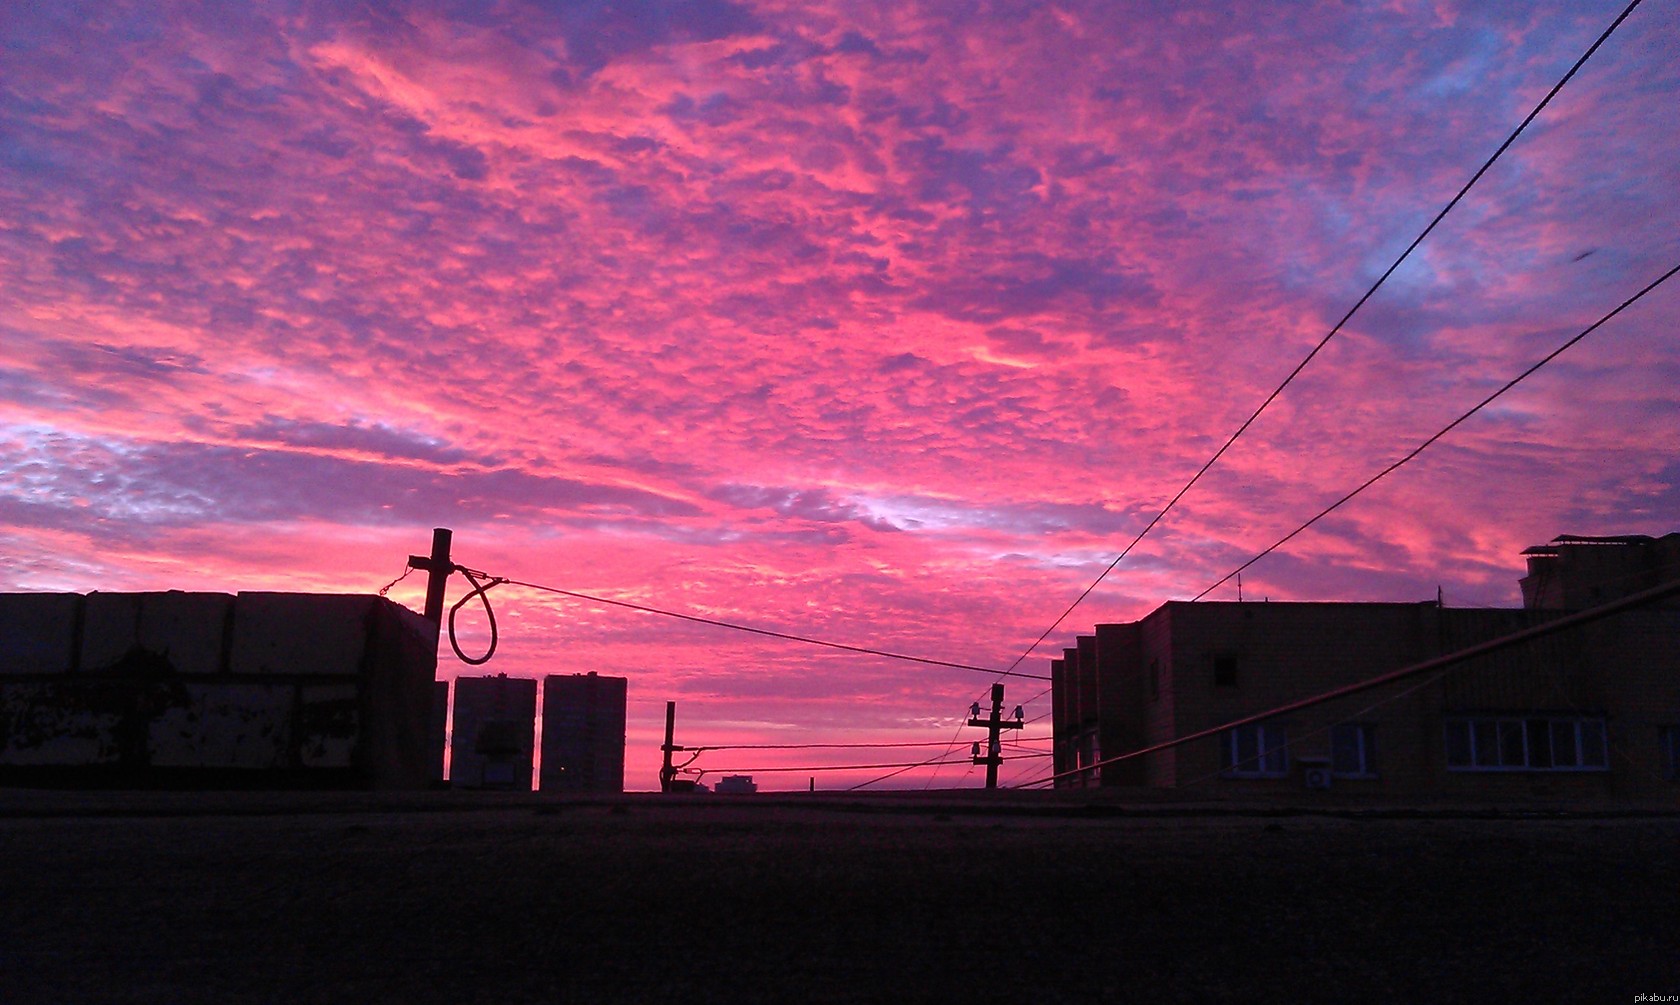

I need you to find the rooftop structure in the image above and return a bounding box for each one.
[450,674,537,790]
[539,672,627,793]
[0,591,438,789]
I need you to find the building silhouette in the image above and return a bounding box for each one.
[451,674,537,790]
[1052,533,1680,799]
[0,592,438,788]
[539,672,626,793]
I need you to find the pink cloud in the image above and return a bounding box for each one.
[1,0,1674,788]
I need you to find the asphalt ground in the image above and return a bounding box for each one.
[1,791,1675,1003]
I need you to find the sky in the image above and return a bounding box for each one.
[2,0,1677,790]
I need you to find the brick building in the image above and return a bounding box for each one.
[1051,534,1680,799]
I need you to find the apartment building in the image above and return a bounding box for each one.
[1052,534,1680,799]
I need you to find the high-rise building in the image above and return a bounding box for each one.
[540,672,627,792]
[451,674,537,790]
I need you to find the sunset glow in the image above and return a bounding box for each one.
[3,0,1677,788]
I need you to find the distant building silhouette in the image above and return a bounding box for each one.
[539,672,626,793]
[0,592,437,788]
[451,674,536,790]
[714,774,757,794]
[1520,534,1680,610]
[1052,533,1680,799]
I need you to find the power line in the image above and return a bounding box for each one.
[428,564,1056,787]
[852,749,975,790]
[1010,756,1059,788]
[919,722,971,791]
[996,0,1648,677]
[921,678,1052,790]
[1192,259,1680,601]
[1029,262,1679,787]
[678,739,979,752]
[695,755,1011,775]
[459,573,1049,680]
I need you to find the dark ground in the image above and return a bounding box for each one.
[0,791,1675,1004]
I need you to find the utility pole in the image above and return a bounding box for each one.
[408,527,455,632]
[660,700,678,792]
[408,527,455,788]
[968,682,1023,789]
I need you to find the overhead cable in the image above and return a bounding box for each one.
[448,566,504,665]
[997,0,1647,676]
[493,575,1049,679]
[678,739,982,752]
[851,749,981,790]
[1193,260,1680,601]
[695,755,994,775]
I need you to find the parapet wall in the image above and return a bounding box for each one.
[0,591,438,789]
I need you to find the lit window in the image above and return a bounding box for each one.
[1221,724,1287,777]
[1443,717,1609,771]
[1331,723,1375,777]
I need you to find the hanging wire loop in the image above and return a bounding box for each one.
[449,566,506,666]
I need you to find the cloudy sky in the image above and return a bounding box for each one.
[3,0,1676,789]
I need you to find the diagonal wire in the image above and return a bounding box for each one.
[495,575,1049,680]
[997,0,1647,677]
[850,749,976,791]
[1193,260,1680,601]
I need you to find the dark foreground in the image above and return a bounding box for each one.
[1,791,1675,1004]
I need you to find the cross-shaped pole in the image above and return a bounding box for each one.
[968,682,1024,789]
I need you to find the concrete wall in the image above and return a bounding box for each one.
[540,672,627,793]
[450,674,536,790]
[0,591,438,789]
[1094,622,1143,786]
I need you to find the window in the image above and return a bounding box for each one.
[1077,729,1100,769]
[1076,729,1101,787]
[1213,655,1239,687]
[1331,723,1375,777]
[1221,723,1288,777]
[1149,659,1160,702]
[1662,726,1680,781]
[1443,717,1608,771]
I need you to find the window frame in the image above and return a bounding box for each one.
[1443,716,1609,772]
[1220,723,1289,778]
[1330,722,1376,778]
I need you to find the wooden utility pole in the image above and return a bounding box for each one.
[408,527,455,631]
[968,682,1024,789]
[660,700,678,792]
[408,527,455,788]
